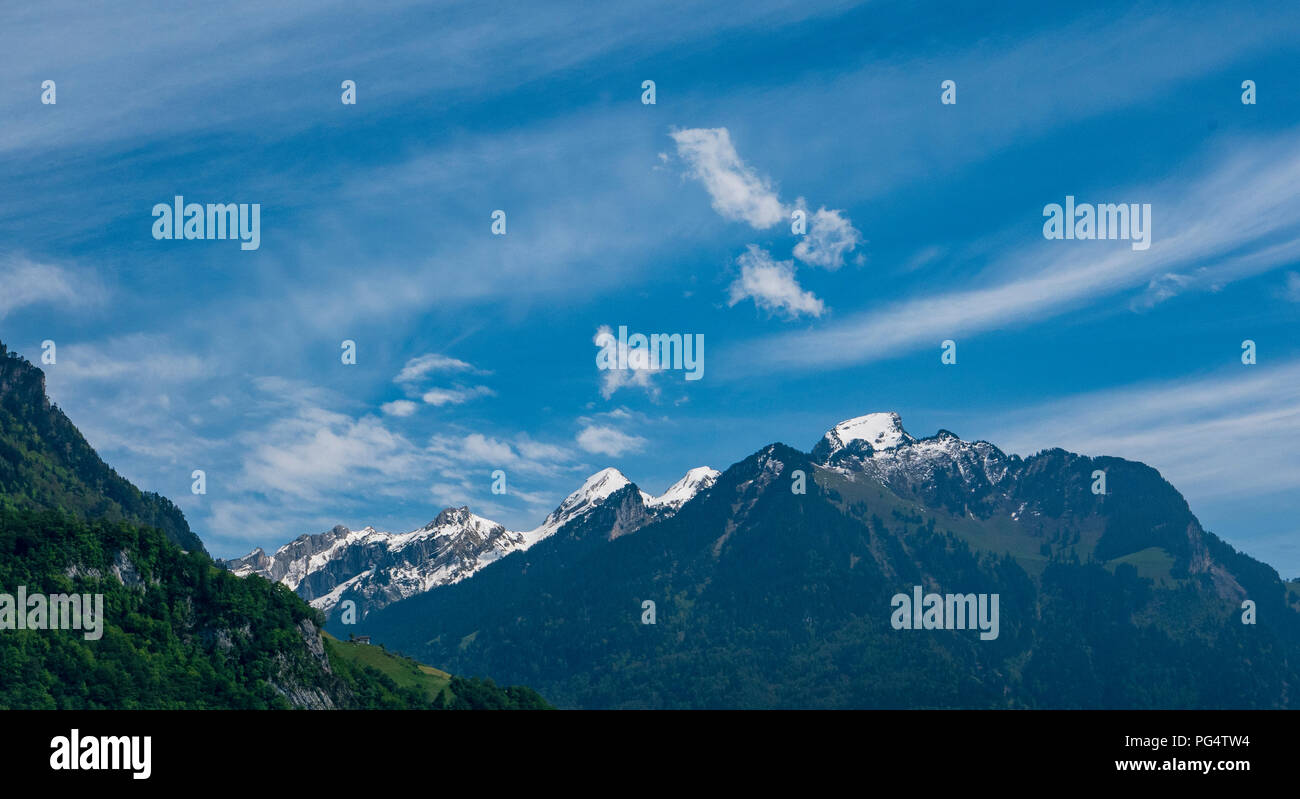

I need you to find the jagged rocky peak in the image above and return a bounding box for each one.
[223,547,271,576]
[433,506,472,524]
[426,505,491,531]
[413,506,512,547]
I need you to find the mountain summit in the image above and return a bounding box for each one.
[814,411,915,458]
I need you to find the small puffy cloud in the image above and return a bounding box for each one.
[381,399,419,417]
[793,206,862,270]
[394,353,476,386]
[671,127,785,229]
[728,245,825,318]
[422,385,495,406]
[594,325,661,400]
[576,424,647,457]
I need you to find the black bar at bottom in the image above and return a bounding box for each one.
[0,709,1281,786]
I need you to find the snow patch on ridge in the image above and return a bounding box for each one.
[646,466,720,511]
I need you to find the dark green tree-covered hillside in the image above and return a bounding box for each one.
[0,506,336,709]
[0,505,550,709]
[0,343,205,554]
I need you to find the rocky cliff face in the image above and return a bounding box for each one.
[268,619,342,710]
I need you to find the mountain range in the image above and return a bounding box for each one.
[222,465,720,617]
[235,409,1300,709]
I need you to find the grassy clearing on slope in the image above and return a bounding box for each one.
[323,632,451,702]
[1105,546,1176,586]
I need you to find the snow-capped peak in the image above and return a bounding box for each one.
[814,414,1014,500]
[525,467,633,544]
[580,467,633,499]
[646,466,720,511]
[820,412,915,457]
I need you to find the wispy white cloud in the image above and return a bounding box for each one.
[671,127,786,229]
[52,334,215,383]
[390,353,492,410]
[427,431,578,478]
[239,407,431,504]
[421,385,495,406]
[983,360,1300,503]
[670,128,861,311]
[394,353,477,385]
[0,0,858,156]
[41,335,227,471]
[726,134,1300,375]
[0,255,106,319]
[204,500,347,549]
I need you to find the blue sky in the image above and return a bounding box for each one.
[3,0,1299,576]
